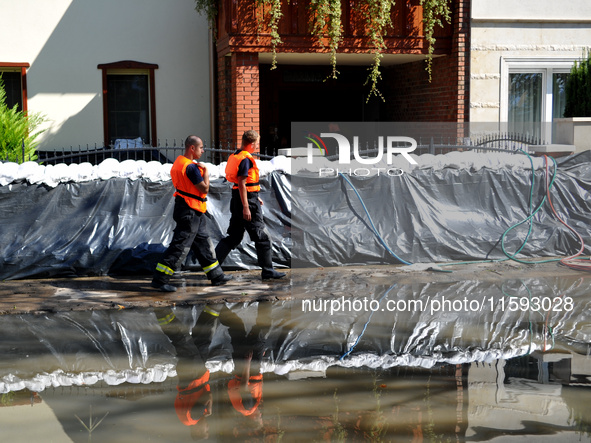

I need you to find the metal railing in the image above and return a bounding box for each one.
[325,132,545,161]
[1,132,545,165]
[32,141,275,166]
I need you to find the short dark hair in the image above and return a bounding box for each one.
[242,130,259,146]
[185,135,202,149]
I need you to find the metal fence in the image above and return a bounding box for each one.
[326,132,544,161]
[2,132,544,165]
[31,140,276,166]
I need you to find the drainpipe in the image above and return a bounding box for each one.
[208,28,216,150]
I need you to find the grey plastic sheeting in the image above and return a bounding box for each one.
[1,276,590,393]
[1,152,591,280]
[0,173,291,280]
[292,151,591,267]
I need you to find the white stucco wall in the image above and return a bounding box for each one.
[0,0,211,150]
[470,0,591,128]
[467,361,575,440]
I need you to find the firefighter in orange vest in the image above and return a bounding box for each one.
[151,135,232,291]
[215,130,286,280]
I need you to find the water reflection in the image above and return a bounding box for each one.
[1,275,591,441]
[155,302,271,440]
[155,305,215,439]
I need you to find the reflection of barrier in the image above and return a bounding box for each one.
[1,274,589,393]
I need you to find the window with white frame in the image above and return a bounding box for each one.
[501,58,574,143]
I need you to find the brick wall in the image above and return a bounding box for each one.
[217,55,233,149]
[216,0,469,149]
[217,52,261,153]
[383,0,469,125]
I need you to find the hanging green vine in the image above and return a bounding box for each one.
[309,0,343,79]
[194,0,218,31]
[420,0,452,80]
[258,0,284,69]
[194,0,453,91]
[361,0,396,100]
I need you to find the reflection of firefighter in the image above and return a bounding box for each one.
[174,370,212,428]
[227,352,263,416]
[218,302,271,435]
[155,305,220,440]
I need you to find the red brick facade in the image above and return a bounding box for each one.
[215,0,468,152]
[218,53,261,149]
[384,0,469,124]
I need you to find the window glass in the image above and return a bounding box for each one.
[552,73,569,119]
[509,73,542,140]
[0,71,23,112]
[106,74,150,144]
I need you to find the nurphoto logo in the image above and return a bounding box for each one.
[304,132,418,177]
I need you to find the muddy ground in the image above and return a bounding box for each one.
[0,259,586,315]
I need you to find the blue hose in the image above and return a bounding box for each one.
[339,172,412,265]
[340,283,397,360]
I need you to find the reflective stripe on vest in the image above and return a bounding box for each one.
[171,156,207,212]
[225,150,260,192]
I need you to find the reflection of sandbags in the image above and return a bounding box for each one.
[2,274,590,393]
[0,309,178,393]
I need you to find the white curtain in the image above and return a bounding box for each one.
[509,73,542,141]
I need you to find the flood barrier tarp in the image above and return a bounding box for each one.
[291,150,591,267]
[1,151,590,280]
[0,173,291,280]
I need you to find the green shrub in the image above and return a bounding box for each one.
[0,75,46,163]
[564,51,591,117]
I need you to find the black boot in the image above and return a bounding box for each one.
[208,266,233,286]
[258,246,286,280]
[151,278,177,292]
[211,273,233,286]
[262,269,286,280]
[152,264,177,292]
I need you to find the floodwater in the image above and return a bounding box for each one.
[1,271,591,442]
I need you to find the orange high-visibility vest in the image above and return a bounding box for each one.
[225,150,260,192]
[175,370,211,426]
[171,156,207,213]
[227,373,263,416]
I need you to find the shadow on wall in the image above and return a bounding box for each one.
[24,0,204,149]
[37,95,103,150]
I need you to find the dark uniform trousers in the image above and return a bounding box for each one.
[215,190,274,273]
[153,196,223,285]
